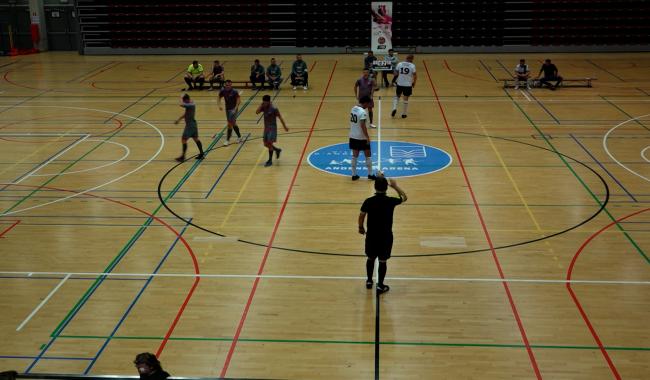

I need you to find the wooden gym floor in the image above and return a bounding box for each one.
[0,51,649,379]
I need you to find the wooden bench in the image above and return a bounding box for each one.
[499,77,597,88]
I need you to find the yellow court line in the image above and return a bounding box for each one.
[475,114,562,263]
[217,147,267,231]
[0,132,72,179]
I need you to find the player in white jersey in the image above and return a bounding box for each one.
[514,58,531,90]
[391,54,417,119]
[349,96,376,181]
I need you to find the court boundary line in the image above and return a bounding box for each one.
[16,274,71,331]
[603,113,650,184]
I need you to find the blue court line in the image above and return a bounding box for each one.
[585,59,625,82]
[83,219,193,374]
[478,60,498,82]
[525,91,561,125]
[569,134,637,202]
[0,355,92,361]
[0,135,87,192]
[204,133,251,198]
[24,218,154,373]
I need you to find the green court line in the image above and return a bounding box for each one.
[56,334,650,351]
[2,96,168,214]
[48,90,261,339]
[505,90,650,264]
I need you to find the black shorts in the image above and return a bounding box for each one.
[365,235,393,260]
[396,85,412,97]
[349,138,370,151]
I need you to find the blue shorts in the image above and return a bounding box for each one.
[226,109,237,123]
[263,127,277,143]
[182,121,198,139]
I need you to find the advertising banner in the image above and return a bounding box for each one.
[371,2,393,54]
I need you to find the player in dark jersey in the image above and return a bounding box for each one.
[537,59,563,90]
[359,173,407,294]
[207,60,225,91]
[354,68,378,128]
[218,80,242,145]
[256,95,289,167]
[173,94,204,162]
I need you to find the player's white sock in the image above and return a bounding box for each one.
[351,157,358,176]
[392,97,398,110]
[365,157,373,174]
[402,101,409,115]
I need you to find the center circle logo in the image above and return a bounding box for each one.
[307,141,452,178]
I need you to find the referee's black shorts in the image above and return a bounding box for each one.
[365,234,393,261]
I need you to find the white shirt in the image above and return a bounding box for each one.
[349,105,368,140]
[515,64,529,75]
[395,61,416,87]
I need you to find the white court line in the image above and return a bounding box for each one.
[377,96,382,172]
[11,133,89,184]
[16,274,70,331]
[641,146,650,164]
[0,271,648,286]
[29,139,130,177]
[0,105,164,216]
[520,90,532,102]
[603,113,650,183]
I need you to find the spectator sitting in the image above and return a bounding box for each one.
[250,59,266,89]
[364,50,378,79]
[207,59,225,91]
[266,57,282,90]
[134,353,170,380]
[537,59,563,90]
[382,49,398,87]
[184,60,205,91]
[291,54,309,90]
[514,59,531,90]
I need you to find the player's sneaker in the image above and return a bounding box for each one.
[275,148,282,159]
[391,109,397,117]
[514,85,519,90]
[376,284,390,294]
[223,140,230,146]
[366,280,373,289]
[207,87,214,91]
[195,154,204,160]
[293,86,297,90]
[175,156,185,162]
[236,137,241,143]
[303,85,308,90]
[369,124,377,129]
[264,160,273,167]
[352,175,360,181]
[368,174,377,180]
[526,84,531,90]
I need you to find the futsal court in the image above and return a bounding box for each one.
[0,52,649,379]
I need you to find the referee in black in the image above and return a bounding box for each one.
[358,173,407,294]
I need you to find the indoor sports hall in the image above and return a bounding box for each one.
[1,1,649,379]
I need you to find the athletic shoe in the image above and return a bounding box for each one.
[236,137,241,143]
[526,85,531,90]
[175,156,185,162]
[391,109,397,117]
[369,124,377,129]
[368,174,377,180]
[208,87,214,91]
[223,140,230,146]
[195,154,204,160]
[352,175,360,181]
[514,85,519,90]
[293,86,297,90]
[303,85,308,90]
[264,160,273,167]
[401,114,407,119]
[366,280,373,289]
[376,284,390,294]
[275,148,282,159]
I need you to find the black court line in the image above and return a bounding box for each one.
[636,88,650,96]
[0,89,52,115]
[478,59,498,82]
[586,59,626,82]
[103,88,157,123]
[66,61,117,83]
[157,127,610,258]
[0,61,18,69]
[375,290,381,380]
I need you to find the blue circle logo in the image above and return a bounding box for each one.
[307,141,453,178]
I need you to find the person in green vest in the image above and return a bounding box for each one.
[183,60,205,91]
[266,57,282,90]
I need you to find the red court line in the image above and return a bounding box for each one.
[0,183,199,358]
[567,207,650,380]
[443,59,491,82]
[423,60,542,379]
[0,220,20,238]
[219,59,335,378]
